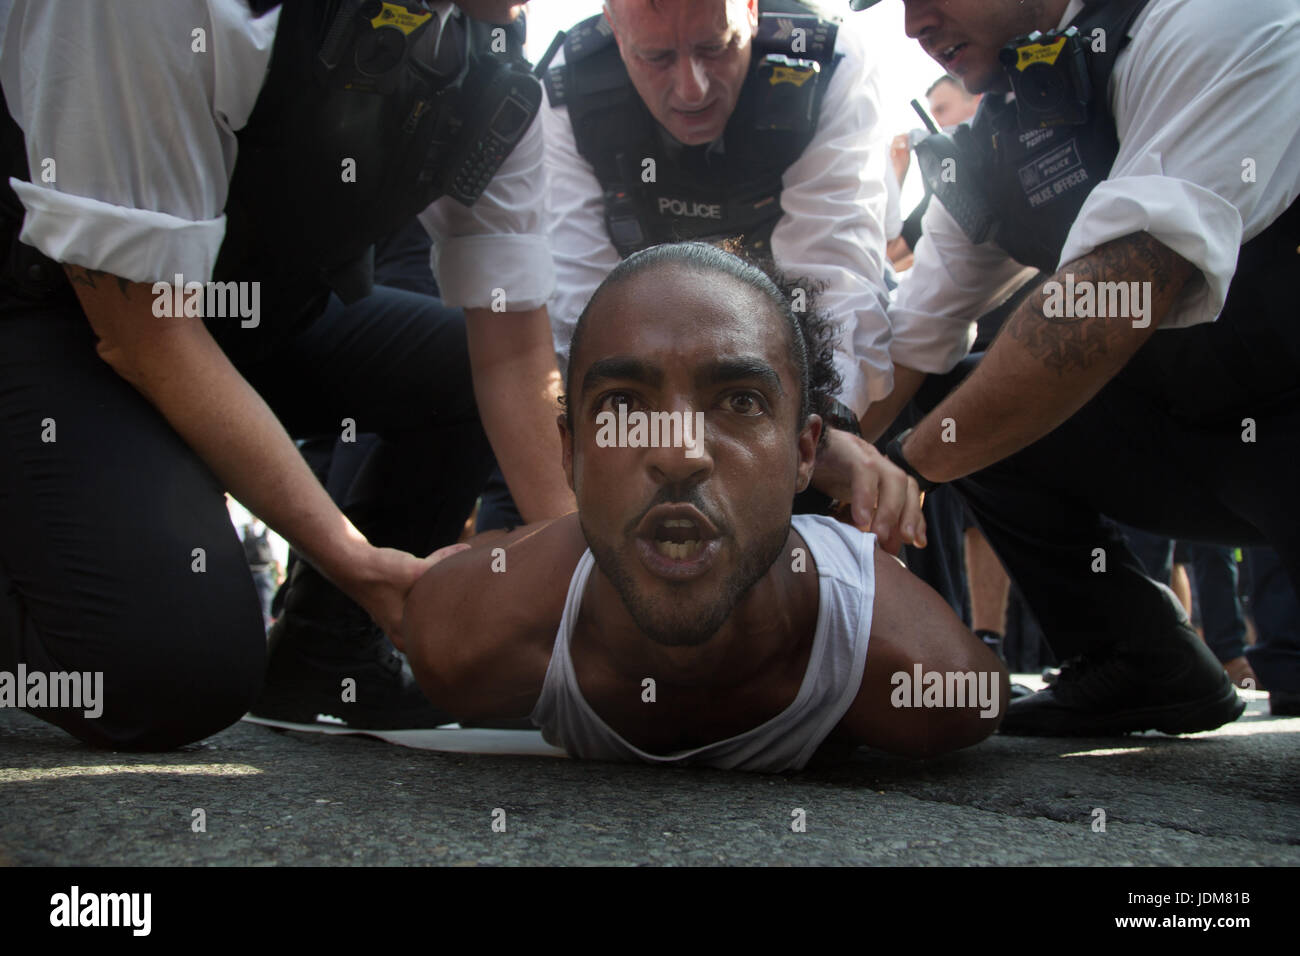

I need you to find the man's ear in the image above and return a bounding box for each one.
[603,2,622,46]
[745,0,759,36]
[558,412,577,493]
[795,413,822,492]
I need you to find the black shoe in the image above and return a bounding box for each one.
[999,623,1245,736]
[1270,690,1300,717]
[248,564,454,730]
[1009,682,1035,700]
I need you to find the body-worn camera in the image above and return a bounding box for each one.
[998,27,1092,129]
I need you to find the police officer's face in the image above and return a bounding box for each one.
[926,81,979,129]
[606,0,760,146]
[902,0,1069,95]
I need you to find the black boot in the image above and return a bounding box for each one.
[1000,622,1245,736]
[248,561,454,730]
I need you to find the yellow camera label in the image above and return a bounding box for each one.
[768,64,815,88]
[370,2,433,35]
[1014,37,1067,71]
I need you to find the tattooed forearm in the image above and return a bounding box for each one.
[1004,232,1196,375]
[65,265,133,297]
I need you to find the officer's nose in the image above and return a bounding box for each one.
[904,0,942,40]
[674,56,710,106]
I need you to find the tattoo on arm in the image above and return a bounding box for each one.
[1004,232,1196,375]
[65,266,133,297]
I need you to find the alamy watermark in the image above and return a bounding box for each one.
[0,664,103,718]
[151,274,260,328]
[1042,273,1152,328]
[595,404,706,459]
[890,664,1000,718]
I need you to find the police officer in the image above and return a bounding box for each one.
[0,0,571,748]
[523,0,934,579]
[855,0,1300,731]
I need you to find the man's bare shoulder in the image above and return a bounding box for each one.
[403,514,589,720]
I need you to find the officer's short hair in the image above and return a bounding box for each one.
[561,241,841,448]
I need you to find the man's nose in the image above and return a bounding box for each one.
[674,56,710,105]
[644,409,712,486]
[903,0,942,40]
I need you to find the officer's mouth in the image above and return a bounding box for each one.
[933,41,969,69]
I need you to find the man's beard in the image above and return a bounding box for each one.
[581,514,791,648]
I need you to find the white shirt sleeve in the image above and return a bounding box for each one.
[1059,0,1300,329]
[889,195,1037,375]
[769,24,894,415]
[420,88,556,312]
[541,55,623,367]
[0,0,276,282]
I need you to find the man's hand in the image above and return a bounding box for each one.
[811,428,926,554]
[355,543,470,651]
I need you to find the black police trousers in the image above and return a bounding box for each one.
[915,354,1300,691]
[0,283,491,749]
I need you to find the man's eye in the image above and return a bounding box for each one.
[597,392,637,414]
[725,392,764,415]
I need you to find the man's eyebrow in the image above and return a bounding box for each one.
[697,357,785,395]
[581,356,664,396]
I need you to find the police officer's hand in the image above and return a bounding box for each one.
[348,543,471,652]
[811,428,927,555]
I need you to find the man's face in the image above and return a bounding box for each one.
[605,0,760,146]
[902,0,1067,95]
[456,0,525,24]
[560,264,819,647]
[926,81,979,129]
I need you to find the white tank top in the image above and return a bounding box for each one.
[530,514,875,772]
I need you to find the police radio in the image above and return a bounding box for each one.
[751,54,821,136]
[314,0,547,207]
[998,27,1092,129]
[909,98,997,245]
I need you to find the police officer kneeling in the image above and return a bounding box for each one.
[856,0,1300,730]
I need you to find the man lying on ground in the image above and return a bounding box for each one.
[402,243,1007,771]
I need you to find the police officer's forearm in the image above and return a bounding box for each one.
[859,364,927,443]
[465,305,576,522]
[63,266,382,592]
[900,233,1195,483]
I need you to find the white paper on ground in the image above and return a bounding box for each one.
[241,715,569,757]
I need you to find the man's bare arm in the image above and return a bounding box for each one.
[900,232,1196,482]
[65,266,453,644]
[403,513,587,719]
[466,305,577,523]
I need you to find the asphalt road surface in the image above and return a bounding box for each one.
[2,685,1296,866]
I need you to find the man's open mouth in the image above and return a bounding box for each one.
[635,504,722,578]
[653,518,706,561]
[935,41,968,65]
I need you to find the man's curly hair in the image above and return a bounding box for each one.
[562,241,843,449]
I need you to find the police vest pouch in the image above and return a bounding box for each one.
[998,27,1092,129]
[752,54,821,136]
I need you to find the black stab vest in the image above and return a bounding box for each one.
[955,0,1299,421]
[547,0,840,258]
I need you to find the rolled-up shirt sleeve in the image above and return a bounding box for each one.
[0,0,276,282]
[421,93,555,312]
[1059,0,1300,329]
[770,25,894,416]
